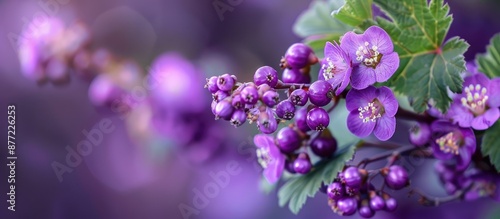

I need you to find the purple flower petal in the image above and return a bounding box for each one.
[340,31,364,64]
[350,66,377,89]
[471,108,499,130]
[373,115,396,141]
[461,127,477,154]
[263,155,285,184]
[456,147,472,171]
[363,26,394,54]
[347,111,376,138]
[447,102,474,128]
[254,134,273,148]
[376,86,399,117]
[464,73,489,88]
[333,67,352,96]
[345,86,377,111]
[374,52,399,83]
[488,78,500,107]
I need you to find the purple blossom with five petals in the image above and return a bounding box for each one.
[346,86,398,141]
[340,26,399,89]
[254,134,285,184]
[319,41,353,95]
[430,120,476,171]
[447,73,500,130]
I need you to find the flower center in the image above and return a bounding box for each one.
[435,132,461,155]
[460,84,489,116]
[321,57,347,80]
[355,41,382,68]
[358,99,384,123]
[256,148,273,168]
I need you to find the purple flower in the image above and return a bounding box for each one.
[254,134,285,184]
[430,120,476,171]
[319,41,352,95]
[346,86,398,141]
[340,26,399,89]
[447,73,500,130]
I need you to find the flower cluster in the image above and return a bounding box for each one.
[205,26,402,189]
[325,165,408,217]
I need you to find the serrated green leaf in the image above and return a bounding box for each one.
[333,0,373,27]
[476,34,500,78]
[277,142,356,214]
[374,0,468,113]
[293,1,352,38]
[481,120,500,172]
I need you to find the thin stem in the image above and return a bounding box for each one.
[326,96,340,113]
[274,82,310,89]
[410,184,473,206]
[395,107,435,123]
[357,145,416,168]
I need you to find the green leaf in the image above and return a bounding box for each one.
[481,120,500,172]
[293,0,352,38]
[333,0,373,27]
[277,142,357,214]
[374,0,469,113]
[476,34,500,78]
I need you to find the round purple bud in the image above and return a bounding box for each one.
[293,153,312,174]
[282,68,311,84]
[384,165,409,190]
[343,167,362,188]
[276,127,301,153]
[211,101,217,116]
[337,197,358,216]
[230,110,246,127]
[262,90,280,108]
[276,100,296,120]
[327,182,344,200]
[384,198,398,212]
[310,136,337,157]
[213,90,229,103]
[285,160,296,174]
[257,109,278,134]
[295,107,311,132]
[215,100,234,120]
[241,85,259,105]
[290,89,308,106]
[205,76,219,93]
[216,73,235,91]
[231,94,245,110]
[284,43,313,69]
[254,66,278,87]
[306,107,330,131]
[308,80,334,106]
[369,195,385,211]
[409,122,431,147]
[359,205,374,218]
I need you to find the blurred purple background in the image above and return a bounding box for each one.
[0,0,499,219]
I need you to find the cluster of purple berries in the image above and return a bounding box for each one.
[326,165,409,217]
[206,43,335,133]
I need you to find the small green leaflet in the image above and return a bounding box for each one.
[277,142,356,214]
[476,34,500,78]
[292,0,353,57]
[333,0,373,28]
[373,0,468,113]
[481,121,500,172]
